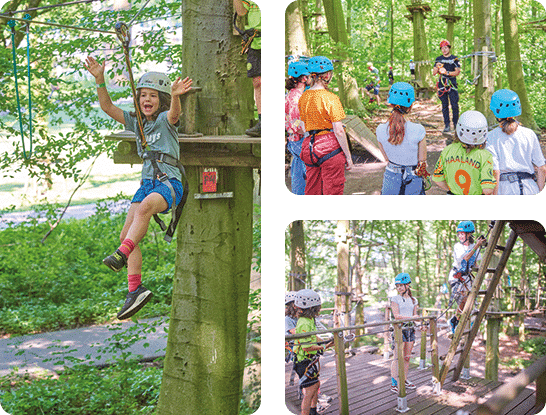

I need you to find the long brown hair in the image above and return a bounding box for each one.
[500,117,520,135]
[309,71,332,89]
[387,105,410,145]
[297,305,322,319]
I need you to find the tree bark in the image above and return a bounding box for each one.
[474,0,495,121]
[286,0,310,57]
[322,0,366,113]
[336,220,351,329]
[502,0,538,130]
[289,220,307,291]
[156,1,255,413]
[408,6,433,89]
[181,0,254,135]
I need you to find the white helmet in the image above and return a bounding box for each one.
[137,72,172,94]
[285,291,297,304]
[456,110,488,145]
[295,289,322,309]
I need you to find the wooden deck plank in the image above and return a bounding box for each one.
[285,347,537,415]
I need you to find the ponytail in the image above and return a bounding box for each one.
[387,106,409,145]
[286,75,307,91]
[500,117,520,135]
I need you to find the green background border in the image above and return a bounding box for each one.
[0,0,546,415]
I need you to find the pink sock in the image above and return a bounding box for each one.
[128,274,142,292]
[118,238,136,258]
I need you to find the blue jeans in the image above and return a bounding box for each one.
[287,138,306,195]
[381,169,425,195]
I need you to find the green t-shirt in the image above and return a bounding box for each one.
[294,317,317,361]
[432,142,496,195]
[243,1,261,50]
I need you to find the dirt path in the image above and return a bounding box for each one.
[286,96,546,195]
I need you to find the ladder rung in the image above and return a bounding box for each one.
[486,268,497,273]
[495,245,505,251]
[455,348,464,355]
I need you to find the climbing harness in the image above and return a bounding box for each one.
[114,22,188,243]
[233,13,260,55]
[437,221,495,321]
[499,172,537,195]
[8,15,33,159]
[385,161,425,195]
[303,129,342,167]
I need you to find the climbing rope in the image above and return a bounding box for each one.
[114,21,147,149]
[8,15,33,159]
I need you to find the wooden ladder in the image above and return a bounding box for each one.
[439,220,520,385]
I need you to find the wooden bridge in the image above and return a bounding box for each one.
[285,348,537,415]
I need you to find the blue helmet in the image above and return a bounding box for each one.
[457,220,475,233]
[490,89,521,118]
[387,82,415,107]
[288,61,310,78]
[308,56,334,74]
[395,273,411,285]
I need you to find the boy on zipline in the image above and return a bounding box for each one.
[84,56,193,319]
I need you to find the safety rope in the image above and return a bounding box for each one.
[8,15,33,159]
[114,21,147,149]
[128,0,153,26]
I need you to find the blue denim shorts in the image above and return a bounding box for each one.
[391,327,416,350]
[132,179,185,214]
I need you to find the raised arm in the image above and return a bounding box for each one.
[167,76,193,125]
[84,56,125,125]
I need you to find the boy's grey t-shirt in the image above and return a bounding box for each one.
[123,110,181,181]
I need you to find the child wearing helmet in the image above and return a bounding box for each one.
[432,110,497,195]
[447,221,486,333]
[293,289,333,415]
[486,89,546,195]
[377,82,428,195]
[432,39,461,133]
[390,273,419,393]
[85,56,193,319]
[365,62,381,104]
[286,60,311,195]
[298,56,354,195]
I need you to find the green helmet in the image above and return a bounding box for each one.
[137,72,171,94]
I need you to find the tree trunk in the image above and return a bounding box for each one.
[181,0,254,135]
[290,220,307,291]
[446,0,457,43]
[502,0,538,130]
[352,221,366,342]
[336,220,351,329]
[156,2,255,413]
[474,0,495,121]
[322,0,366,113]
[495,0,503,90]
[286,0,310,57]
[407,5,433,89]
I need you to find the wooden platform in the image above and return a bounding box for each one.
[285,348,537,415]
[104,131,261,167]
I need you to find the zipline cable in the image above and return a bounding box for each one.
[4,15,116,34]
[0,0,101,16]
[128,0,153,26]
[8,14,33,159]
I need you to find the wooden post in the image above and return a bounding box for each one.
[384,305,392,360]
[429,318,440,393]
[179,87,202,135]
[334,331,349,415]
[394,323,409,412]
[419,310,427,370]
[485,315,501,381]
[336,221,351,331]
[461,319,471,379]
